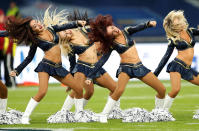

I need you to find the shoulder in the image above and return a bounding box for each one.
[47,26,55,32]
[188,27,196,33]
[167,38,175,46]
[124,26,131,34]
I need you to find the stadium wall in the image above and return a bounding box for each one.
[4,43,199,84]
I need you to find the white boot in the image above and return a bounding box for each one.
[108,96,120,109]
[155,96,165,109]
[83,98,89,109]
[163,95,174,111]
[61,95,74,111]
[74,98,84,112]
[21,98,39,124]
[0,98,7,114]
[115,98,120,109]
[100,97,117,123]
[74,98,85,122]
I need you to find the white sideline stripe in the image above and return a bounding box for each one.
[0,126,156,131]
[186,123,199,125]
[121,94,199,100]
[0,128,73,131]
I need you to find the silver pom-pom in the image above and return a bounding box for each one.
[0,109,23,124]
[108,108,124,119]
[149,109,175,122]
[193,109,199,119]
[122,108,150,122]
[47,109,76,123]
[74,110,99,122]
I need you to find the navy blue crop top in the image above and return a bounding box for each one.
[36,27,59,51]
[14,21,79,75]
[68,26,94,72]
[69,26,93,55]
[85,22,154,79]
[113,21,152,54]
[154,28,199,76]
[172,28,197,51]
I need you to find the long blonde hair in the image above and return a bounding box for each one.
[40,6,72,55]
[163,10,189,42]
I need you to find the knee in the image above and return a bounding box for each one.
[85,87,94,97]
[108,85,116,93]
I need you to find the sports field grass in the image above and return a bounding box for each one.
[0,80,199,130]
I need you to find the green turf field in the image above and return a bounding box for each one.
[0,80,199,130]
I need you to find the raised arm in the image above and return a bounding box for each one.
[51,20,86,32]
[0,30,8,37]
[14,44,37,75]
[154,40,175,76]
[124,21,156,35]
[50,21,78,32]
[87,50,112,80]
[190,28,199,36]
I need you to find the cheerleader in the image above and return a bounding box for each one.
[85,15,166,122]
[154,10,199,116]
[58,11,120,114]
[6,8,86,124]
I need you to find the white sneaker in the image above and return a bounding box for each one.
[21,117,30,124]
[99,114,107,123]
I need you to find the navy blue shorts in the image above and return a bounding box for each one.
[116,62,151,79]
[72,60,106,79]
[167,58,199,80]
[35,58,69,77]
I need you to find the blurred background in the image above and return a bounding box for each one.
[1,0,199,42]
[0,0,199,86]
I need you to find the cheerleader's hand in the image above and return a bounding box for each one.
[85,78,92,85]
[149,21,157,27]
[77,20,86,27]
[10,70,17,77]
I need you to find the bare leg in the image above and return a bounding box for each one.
[74,72,94,100]
[169,72,181,98]
[33,72,50,102]
[111,72,130,101]
[188,75,199,85]
[163,72,181,111]
[96,72,116,95]
[54,73,84,112]
[189,75,199,118]
[138,72,166,98]
[99,72,129,123]
[61,72,94,110]
[96,73,121,109]
[22,72,49,124]
[53,73,83,99]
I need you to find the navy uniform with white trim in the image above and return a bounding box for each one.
[154,28,199,80]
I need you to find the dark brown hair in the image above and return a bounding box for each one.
[88,14,114,53]
[67,9,89,22]
[5,16,39,45]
